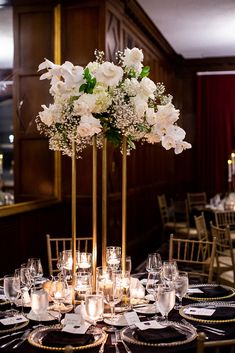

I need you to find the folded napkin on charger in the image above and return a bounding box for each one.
[189,286,231,298]
[42,330,94,347]
[134,326,186,343]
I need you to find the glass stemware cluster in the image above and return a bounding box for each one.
[146,254,189,322]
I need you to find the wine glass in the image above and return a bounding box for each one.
[27,258,43,287]
[85,294,104,325]
[146,252,162,273]
[31,289,48,327]
[146,271,162,318]
[4,275,20,315]
[162,260,178,282]
[123,256,132,274]
[174,271,189,309]
[157,283,175,323]
[14,268,32,314]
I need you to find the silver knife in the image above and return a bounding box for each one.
[0,329,28,340]
[12,329,31,349]
[0,329,31,349]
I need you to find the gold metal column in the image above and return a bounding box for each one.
[102,138,107,267]
[53,4,62,200]
[122,137,127,272]
[92,136,97,290]
[71,140,77,304]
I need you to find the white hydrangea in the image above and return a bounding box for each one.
[77,114,102,137]
[139,77,156,99]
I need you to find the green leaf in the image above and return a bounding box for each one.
[127,137,136,150]
[79,83,87,92]
[140,66,150,78]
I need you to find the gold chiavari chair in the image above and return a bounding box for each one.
[210,223,235,287]
[194,212,209,241]
[187,192,207,212]
[46,234,93,276]
[214,210,235,241]
[169,234,216,283]
[197,331,235,353]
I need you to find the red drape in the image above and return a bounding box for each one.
[196,74,235,195]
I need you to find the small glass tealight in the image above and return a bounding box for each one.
[106,246,121,270]
[74,272,92,302]
[77,252,92,271]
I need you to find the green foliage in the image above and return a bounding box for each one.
[79,68,96,94]
[140,66,150,78]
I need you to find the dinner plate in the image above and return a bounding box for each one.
[185,283,235,301]
[28,324,107,351]
[179,301,235,324]
[121,320,197,347]
[133,304,157,315]
[27,310,59,322]
[103,314,128,327]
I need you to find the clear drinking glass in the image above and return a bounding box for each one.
[146,253,162,273]
[31,289,48,327]
[85,294,104,324]
[162,260,178,282]
[27,258,43,286]
[49,278,69,322]
[174,271,189,309]
[4,275,20,315]
[106,246,121,270]
[123,256,132,274]
[157,283,175,323]
[146,271,162,317]
[74,272,92,302]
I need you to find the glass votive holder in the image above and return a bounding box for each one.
[96,266,112,294]
[85,294,104,323]
[74,272,92,302]
[77,252,92,271]
[106,246,121,270]
[61,250,79,271]
[121,256,132,274]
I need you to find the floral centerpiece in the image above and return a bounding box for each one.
[37,47,191,156]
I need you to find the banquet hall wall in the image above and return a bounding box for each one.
[0,0,235,276]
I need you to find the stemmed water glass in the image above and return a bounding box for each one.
[174,271,189,309]
[162,260,178,282]
[49,277,70,322]
[146,252,162,273]
[31,289,48,327]
[146,271,162,318]
[27,258,43,287]
[85,294,104,326]
[14,267,32,314]
[157,283,175,323]
[4,274,20,316]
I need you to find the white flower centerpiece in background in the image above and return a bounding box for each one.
[36,47,191,156]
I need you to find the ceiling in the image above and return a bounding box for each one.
[137,0,235,59]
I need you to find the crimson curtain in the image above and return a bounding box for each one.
[196,74,235,195]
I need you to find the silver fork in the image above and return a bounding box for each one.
[115,331,132,353]
[111,332,120,353]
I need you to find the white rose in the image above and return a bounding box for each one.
[77,114,102,137]
[123,47,143,72]
[73,94,97,116]
[140,77,156,99]
[39,104,61,126]
[95,62,123,87]
[156,103,180,125]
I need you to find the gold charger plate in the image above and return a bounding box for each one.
[185,283,235,301]
[121,321,197,347]
[28,324,107,351]
[179,301,235,324]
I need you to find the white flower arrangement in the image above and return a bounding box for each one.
[36,47,191,157]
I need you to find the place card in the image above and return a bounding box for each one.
[64,313,83,326]
[62,322,90,334]
[0,315,28,326]
[123,311,140,326]
[135,320,163,330]
[184,307,215,316]
[187,288,203,294]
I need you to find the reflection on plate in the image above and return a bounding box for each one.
[28,324,107,351]
[0,317,29,334]
[104,314,128,327]
[27,310,59,322]
[134,304,158,315]
[180,301,235,324]
[185,283,235,301]
[121,321,197,347]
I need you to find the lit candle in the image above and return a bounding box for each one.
[131,287,145,299]
[54,291,62,300]
[232,153,235,175]
[78,253,91,269]
[228,159,232,182]
[64,257,73,270]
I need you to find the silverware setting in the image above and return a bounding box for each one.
[98,332,108,353]
[111,332,120,353]
[0,329,28,340]
[115,330,132,353]
[0,329,31,349]
[197,325,226,335]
